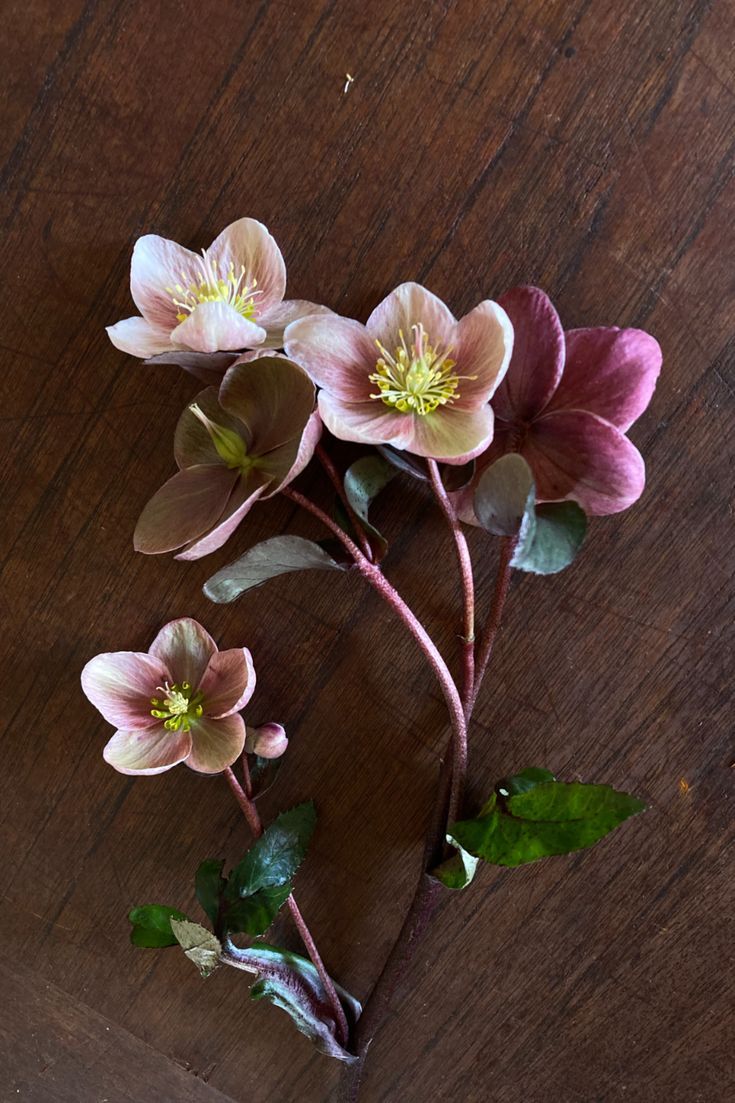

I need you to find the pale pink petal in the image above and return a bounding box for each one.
[259,300,334,348]
[171,301,266,353]
[409,404,496,463]
[207,218,286,318]
[219,356,316,453]
[454,300,514,409]
[187,713,247,774]
[317,392,418,450]
[106,316,173,358]
[103,726,192,776]
[546,327,662,431]
[174,477,269,561]
[134,465,238,554]
[493,286,565,422]
[366,283,456,351]
[284,315,375,399]
[149,618,217,689]
[130,234,201,328]
[143,350,240,385]
[526,410,646,515]
[82,652,168,730]
[200,647,256,718]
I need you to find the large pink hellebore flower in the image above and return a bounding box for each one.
[134,356,320,560]
[458,286,662,517]
[107,218,328,359]
[284,282,513,464]
[81,618,255,775]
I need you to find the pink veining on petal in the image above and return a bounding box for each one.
[366,283,456,351]
[170,301,266,353]
[259,300,334,348]
[130,234,202,329]
[200,647,256,718]
[284,315,376,399]
[148,618,217,689]
[493,286,565,422]
[453,299,514,410]
[409,404,496,464]
[103,725,193,775]
[207,218,287,318]
[317,392,419,451]
[106,317,173,358]
[81,651,169,730]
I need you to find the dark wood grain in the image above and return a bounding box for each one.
[1,1,733,1101]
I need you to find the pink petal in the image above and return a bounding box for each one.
[409,404,496,463]
[200,647,256,718]
[526,410,646,515]
[103,725,192,776]
[454,299,514,409]
[174,476,269,561]
[366,283,456,351]
[148,618,217,688]
[493,286,565,421]
[186,713,247,774]
[134,465,238,555]
[284,315,375,400]
[207,218,286,318]
[130,234,201,328]
[143,350,240,385]
[219,356,316,453]
[546,327,662,431]
[82,651,169,730]
[259,300,334,348]
[170,301,266,353]
[106,316,173,358]
[317,393,418,450]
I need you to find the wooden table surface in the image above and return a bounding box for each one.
[2,1,733,1101]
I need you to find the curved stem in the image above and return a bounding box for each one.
[316,442,374,560]
[467,536,515,714]
[222,765,350,1048]
[426,460,476,713]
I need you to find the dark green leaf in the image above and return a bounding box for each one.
[511,501,587,575]
[474,454,535,536]
[204,537,345,603]
[195,859,226,926]
[432,835,479,890]
[225,883,292,936]
[496,766,556,797]
[128,904,189,948]
[451,779,645,867]
[226,801,317,899]
[344,454,396,560]
[227,941,360,1062]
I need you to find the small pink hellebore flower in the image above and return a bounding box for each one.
[81,618,255,775]
[245,722,289,759]
[284,282,513,464]
[134,355,320,560]
[458,286,662,517]
[107,218,328,360]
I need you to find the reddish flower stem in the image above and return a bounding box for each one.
[426,460,476,713]
[315,441,374,560]
[222,765,350,1048]
[467,535,516,714]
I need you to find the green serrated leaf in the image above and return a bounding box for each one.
[128,904,189,948]
[204,536,345,603]
[474,454,535,537]
[344,454,396,560]
[225,883,293,936]
[450,778,645,867]
[496,766,556,797]
[170,919,222,977]
[432,835,479,890]
[227,802,317,899]
[195,859,226,927]
[511,501,587,575]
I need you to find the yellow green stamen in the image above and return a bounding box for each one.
[166,250,261,323]
[150,680,204,732]
[368,324,470,415]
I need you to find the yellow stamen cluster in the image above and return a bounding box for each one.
[368,324,467,416]
[167,250,261,323]
[150,681,204,732]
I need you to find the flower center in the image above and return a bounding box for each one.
[167,250,261,324]
[368,324,466,416]
[150,681,204,732]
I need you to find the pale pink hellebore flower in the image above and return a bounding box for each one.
[284,282,513,464]
[107,218,328,361]
[457,286,662,519]
[81,618,255,775]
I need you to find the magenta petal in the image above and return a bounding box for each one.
[259,300,334,348]
[409,404,496,463]
[547,327,662,431]
[284,315,375,399]
[366,283,456,350]
[106,316,173,358]
[82,651,168,729]
[493,286,565,421]
[200,647,256,718]
[207,218,287,317]
[454,299,514,409]
[103,726,192,775]
[527,410,646,515]
[171,301,266,353]
[130,234,201,328]
[174,478,268,561]
[187,713,247,774]
[149,618,217,688]
[134,465,238,554]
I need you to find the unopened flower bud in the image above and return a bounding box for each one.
[245,722,288,759]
